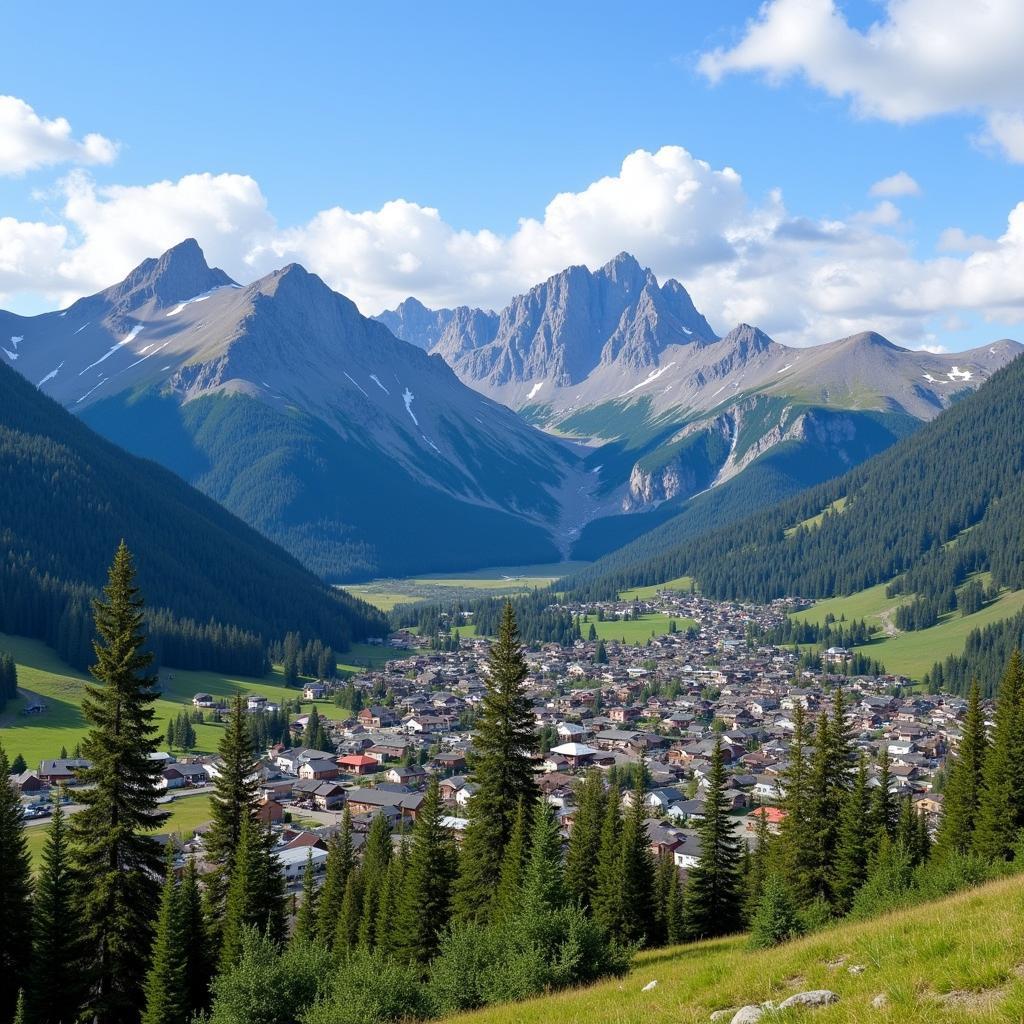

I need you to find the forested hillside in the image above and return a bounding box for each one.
[568,353,1023,601]
[0,362,386,673]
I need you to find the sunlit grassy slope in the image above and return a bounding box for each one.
[0,632,409,767]
[444,874,1024,1024]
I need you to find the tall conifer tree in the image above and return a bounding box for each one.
[70,543,167,1024]
[454,602,538,923]
[0,745,33,1024]
[179,858,212,1018]
[618,778,656,944]
[973,651,1024,862]
[27,795,85,1024]
[935,680,987,857]
[592,789,624,938]
[141,855,185,1024]
[684,739,743,940]
[394,778,457,964]
[318,807,355,946]
[564,769,606,909]
[833,754,872,912]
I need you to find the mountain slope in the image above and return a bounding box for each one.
[441,873,1024,1024]
[379,256,1020,559]
[0,360,385,672]
[568,352,1024,617]
[1,240,590,580]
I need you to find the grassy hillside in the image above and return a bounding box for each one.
[0,632,408,767]
[789,579,1024,679]
[443,873,1024,1024]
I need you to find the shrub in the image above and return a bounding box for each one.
[748,874,804,949]
[302,948,429,1024]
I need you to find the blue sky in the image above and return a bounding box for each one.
[2,1,1023,350]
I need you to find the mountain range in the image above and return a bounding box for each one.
[2,242,1019,580]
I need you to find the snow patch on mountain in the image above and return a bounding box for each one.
[403,387,419,426]
[38,361,64,387]
[74,323,90,334]
[76,376,109,404]
[527,380,544,400]
[948,366,973,381]
[370,374,390,395]
[343,372,369,397]
[79,324,144,375]
[164,283,238,317]
[3,348,17,361]
[620,362,676,397]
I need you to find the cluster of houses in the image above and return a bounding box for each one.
[10,588,977,886]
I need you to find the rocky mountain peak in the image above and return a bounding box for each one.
[97,238,235,313]
[719,323,776,358]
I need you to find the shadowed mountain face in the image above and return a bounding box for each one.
[0,241,591,580]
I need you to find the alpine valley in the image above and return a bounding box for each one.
[2,242,1019,581]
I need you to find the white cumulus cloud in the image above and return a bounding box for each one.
[0,95,118,176]
[869,172,921,198]
[698,0,1024,162]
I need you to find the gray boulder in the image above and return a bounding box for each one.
[730,1007,764,1024]
[778,990,840,1009]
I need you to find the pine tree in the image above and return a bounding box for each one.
[394,777,457,964]
[305,706,330,753]
[494,799,529,917]
[592,787,624,937]
[27,795,85,1024]
[218,814,286,971]
[454,602,538,923]
[10,753,26,775]
[0,746,33,1024]
[935,680,987,857]
[744,805,771,922]
[318,807,355,946]
[357,813,393,949]
[565,769,606,909]
[335,868,364,954]
[684,739,744,940]
[832,754,872,912]
[653,853,676,946]
[166,715,178,750]
[618,778,656,944]
[973,650,1024,862]
[206,695,259,870]
[870,745,898,846]
[520,800,566,914]
[373,844,407,957]
[69,543,167,1024]
[293,852,320,946]
[179,858,212,1019]
[665,863,685,945]
[748,871,802,949]
[141,854,186,1024]
[777,702,815,901]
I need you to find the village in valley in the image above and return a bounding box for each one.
[10,586,955,889]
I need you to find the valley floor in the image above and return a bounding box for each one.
[443,873,1024,1024]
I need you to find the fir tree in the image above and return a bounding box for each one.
[335,868,364,954]
[870,745,898,845]
[141,854,186,1024]
[10,753,26,775]
[318,807,355,946]
[832,754,873,912]
[357,813,393,949]
[373,844,407,957]
[165,715,178,750]
[305,706,330,753]
[744,805,771,922]
[778,702,815,901]
[521,800,566,914]
[935,680,987,857]
[592,788,624,937]
[69,543,167,1024]
[618,778,656,944]
[685,739,744,940]
[454,602,538,923]
[179,858,212,1019]
[218,814,286,971]
[0,746,33,1024]
[206,696,259,870]
[27,795,85,1024]
[293,852,320,946]
[748,871,802,949]
[494,799,529,917]
[394,777,457,964]
[665,863,685,945]
[565,769,606,909]
[653,853,676,946]
[973,651,1024,862]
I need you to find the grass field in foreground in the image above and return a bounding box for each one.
[444,873,1024,1024]
[23,792,214,870]
[619,576,697,602]
[790,580,1024,680]
[0,632,408,767]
